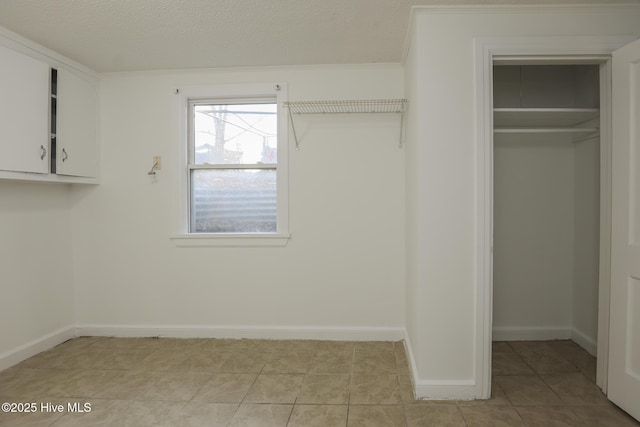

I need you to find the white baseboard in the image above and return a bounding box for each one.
[414,380,477,400]
[74,324,406,341]
[571,327,597,356]
[0,325,75,371]
[492,326,572,342]
[402,331,477,400]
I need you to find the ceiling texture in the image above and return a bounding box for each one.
[0,0,636,73]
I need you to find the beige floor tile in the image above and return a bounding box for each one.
[494,375,562,405]
[115,400,185,427]
[272,340,320,353]
[23,347,106,370]
[315,341,356,352]
[354,341,395,352]
[55,337,106,351]
[140,371,212,401]
[541,373,608,405]
[199,339,250,351]
[0,405,66,426]
[350,374,402,404]
[545,341,595,372]
[571,404,640,427]
[405,405,467,426]
[132,337,206,351]
[308,350,353,374]
[174,350,232,373]
[92,370,164,399]
[218,351,270,373]
[397,375,457,406]
[139,348,193,371]
[50,398,133,426]
[508,342,578,375]
[492,342,535,376]
[192,373,257,403]
[241,339,280,352]
[91,349,154,370]
[457,381,511,406]
[288,404,348,427]
[395,351,410,376]
[0,368,42,397]
[459,405,526,427]
[7,369,81,398]
[514,405,584,427]
[87,337,149,349]
[263,351,313,374]
[347,405,406,427]
[297,374,350,404]
[43,370,122,398]
[5,338,632,427]
[15,349,65,369]
[352,351,397,374]
[179,402,239,427]
[243,373,305,404]
[227,403,292,427]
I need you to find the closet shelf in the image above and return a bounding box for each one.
[284,99,408,148]
[494,127,599,135]
[494,108,599,128]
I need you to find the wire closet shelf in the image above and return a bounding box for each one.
[285,99,407,114]
[284,98,408,148]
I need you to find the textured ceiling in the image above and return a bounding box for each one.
[0,0,636,73]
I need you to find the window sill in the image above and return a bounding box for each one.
[170,233,290,247]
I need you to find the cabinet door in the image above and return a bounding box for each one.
[56,68,97,178]
[0,45,49,174]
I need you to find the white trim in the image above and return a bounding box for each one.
[492,326,572,342]
[572,327,598,357]
[0,326,75,371]
[474,35,632,403]
[414,380,477,401]
[170,233,290,247]
[74,324,405,341]
[596,60,613,393]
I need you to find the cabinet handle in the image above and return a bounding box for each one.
[62,148,68,162]
[40,145,47,160]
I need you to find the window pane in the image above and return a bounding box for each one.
[191,169,277,233]
[193,103,277,165]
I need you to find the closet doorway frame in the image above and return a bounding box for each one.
[473,36,635,400]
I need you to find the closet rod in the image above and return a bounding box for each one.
[494,127,599,134]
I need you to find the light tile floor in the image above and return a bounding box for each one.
[0,338,638,426]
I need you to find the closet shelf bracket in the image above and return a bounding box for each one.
[284,99,408,149]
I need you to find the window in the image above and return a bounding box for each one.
[173,83,289,246]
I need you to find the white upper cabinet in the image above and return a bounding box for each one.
[0,45,49,174]
[55,68,98,178]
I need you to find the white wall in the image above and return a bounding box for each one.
[405,5,640,398]
[493,134,575,336]
[70,65,406,337]
[573,135,600,350]
[0,181,75,368]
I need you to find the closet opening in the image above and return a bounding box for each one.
[491,62,607,391]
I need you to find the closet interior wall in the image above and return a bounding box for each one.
[492,65,601,355]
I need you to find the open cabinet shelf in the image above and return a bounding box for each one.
[494,108,600,137]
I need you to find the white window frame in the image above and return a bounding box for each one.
[171,83,289,247]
